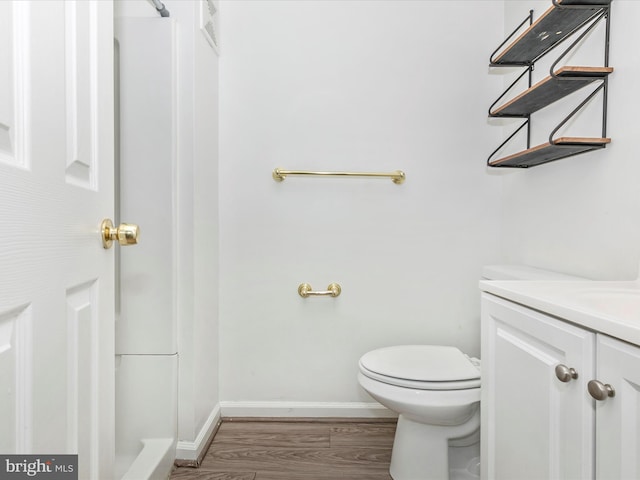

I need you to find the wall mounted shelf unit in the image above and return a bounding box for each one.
[487,0,612,168]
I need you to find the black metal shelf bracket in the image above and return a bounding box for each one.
[488,66,533,117]
[489,10,534,66]
[548,81,607,143]
[487,120,531,167]
[549,8,609,78]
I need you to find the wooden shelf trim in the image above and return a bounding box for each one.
[490,66,613,117]
[489,137,610,167]
[492,1,610,65]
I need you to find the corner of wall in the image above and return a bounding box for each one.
[175,403,222,464]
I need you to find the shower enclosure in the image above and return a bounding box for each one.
[114,17,178,479]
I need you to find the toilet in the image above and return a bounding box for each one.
[358,265,583,480]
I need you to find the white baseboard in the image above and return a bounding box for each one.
[174,401,394,462]
[219,401,397,419]
[175,403,221,463]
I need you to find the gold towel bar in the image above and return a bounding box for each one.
[273,168,405,184]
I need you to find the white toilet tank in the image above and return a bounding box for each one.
[481,265,585,281]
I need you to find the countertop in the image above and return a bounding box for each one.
[480,279,640,347]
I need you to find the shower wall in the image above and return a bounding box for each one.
[114,16,178,478]
[115,0,220,463]
[218,1,505,414]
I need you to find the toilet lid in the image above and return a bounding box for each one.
[359,345,480,383]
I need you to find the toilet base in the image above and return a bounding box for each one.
[390,408,480,480]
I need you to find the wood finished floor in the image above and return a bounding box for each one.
[170,419,396,480]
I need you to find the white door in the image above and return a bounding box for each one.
[0,1,115,478]
[594,334,640,480]
[481,294,595,480]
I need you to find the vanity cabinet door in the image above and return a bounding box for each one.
[481,294,596,480]
[594,334,640,480]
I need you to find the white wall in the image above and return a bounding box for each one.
[500,1,640,280]
[115,0,220,454]
[219,1,505,409]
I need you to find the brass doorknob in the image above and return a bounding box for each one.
[101,219,140,249]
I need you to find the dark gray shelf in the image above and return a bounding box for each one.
[489,137,610,168]
[490,66,613,117]
[492,0,611,66]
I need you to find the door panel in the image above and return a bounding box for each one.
[0,304,31,453]
[64,0,97,190]
[0,1,27,169]
[0,1,114,478]
[66,281,99,477]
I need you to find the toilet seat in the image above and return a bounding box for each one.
[359,345,481,391]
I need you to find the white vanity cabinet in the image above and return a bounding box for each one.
[481,293,640,480]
